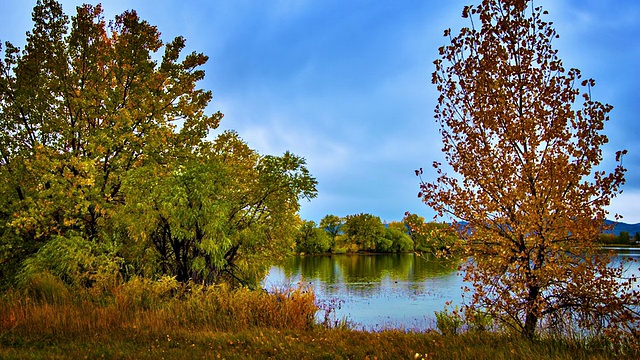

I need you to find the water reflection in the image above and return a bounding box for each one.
[263,251,640,330]
[278,253,459,294]
[263,253,465,330]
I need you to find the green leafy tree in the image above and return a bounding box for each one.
[403,213,430,251]
[387,221,408,234]
[1,1,218,286]
[342,213,385,252]
[403,213,457,253]
[295,220,332,254]
[121,132,316,286]
[320,214,342,238]
[320,214,343,252]
[381,227,414,253]
[0,1,316,289]
[420,0,637,339]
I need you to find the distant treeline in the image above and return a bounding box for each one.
[598,231,640,246]
[294,213,459,255]
[295,215,638,254]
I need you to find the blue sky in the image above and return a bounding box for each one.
[1,1,639,223]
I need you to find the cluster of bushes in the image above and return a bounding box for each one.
[294,213,460,255]
[598,231,640,246]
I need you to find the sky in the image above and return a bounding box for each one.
[1,0,639,224]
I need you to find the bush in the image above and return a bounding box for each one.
[20,271,70,304]
[435,306,463,335]
[17,234,123,294]
[466,308,493,332]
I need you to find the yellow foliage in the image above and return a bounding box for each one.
[420,0,636,340]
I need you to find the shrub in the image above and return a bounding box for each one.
[20,271,70,304]
[435,306,462,335]
[17,234,123,295]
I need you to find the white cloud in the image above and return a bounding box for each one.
[607,191,640,224]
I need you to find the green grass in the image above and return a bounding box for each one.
[0,277,636,359]
[2,327,629,359]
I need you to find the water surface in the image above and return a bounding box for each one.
[263,253,465,330]
[262,251,640,331]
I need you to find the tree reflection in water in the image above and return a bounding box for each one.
[263,251,640,330]
[263,253,464,330]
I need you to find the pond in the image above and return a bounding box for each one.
[262,250,640,331]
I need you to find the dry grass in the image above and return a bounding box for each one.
[0,275,635,359]
[0,275,317,342]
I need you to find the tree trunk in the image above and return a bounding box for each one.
[523,311,538,339]
[523,285,540,339]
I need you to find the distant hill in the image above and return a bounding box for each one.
[449,220,640,236]
[604,220,640,236]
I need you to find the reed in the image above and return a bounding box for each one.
[0,276,317,342]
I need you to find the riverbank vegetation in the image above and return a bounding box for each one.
[599,231,640,246]
[295,212,460,255]
[1,284,634,359]
[293,212,640,255]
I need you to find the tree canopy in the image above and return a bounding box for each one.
[0,0,316,289]
[419,0,638,340]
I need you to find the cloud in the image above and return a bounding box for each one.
[5,0,639,224]
[608,190,640,224]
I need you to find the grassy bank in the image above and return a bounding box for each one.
[0,279,635,359]
[1,328,625,359]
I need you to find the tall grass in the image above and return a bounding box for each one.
[0,275,317,342]
[0,274,635,359]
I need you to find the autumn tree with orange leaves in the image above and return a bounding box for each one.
[419,0,639,339]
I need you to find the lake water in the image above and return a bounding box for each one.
[262,250,640,331]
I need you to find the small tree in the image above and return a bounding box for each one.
[295,220,331,254]
[320,214,343,251]
[342,213,385,252]
[420,0,638,339]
